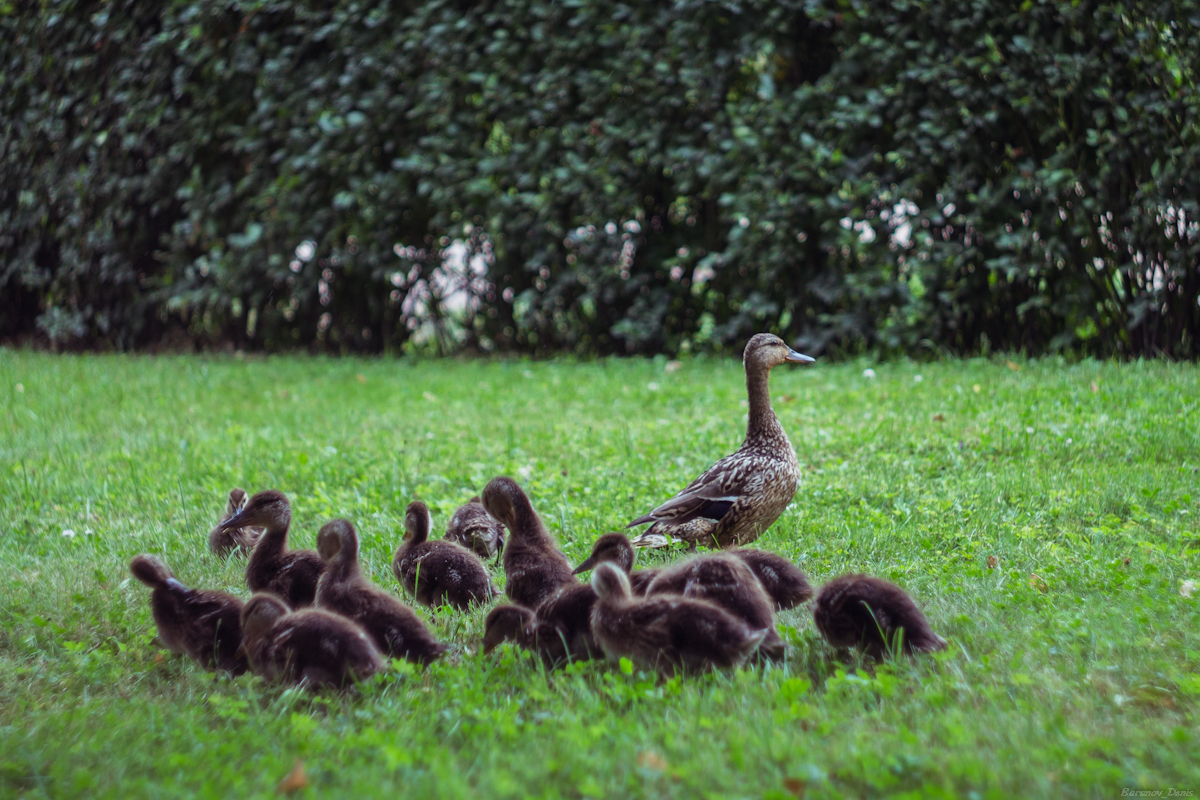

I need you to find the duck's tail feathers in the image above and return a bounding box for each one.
[914,632,948,653]
[130,554,174,588]
[626,513,657,528]
[628,531,672,549]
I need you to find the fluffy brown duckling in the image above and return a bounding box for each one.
[643,553,784,659]
[589,563,767,676]
[812,574,947,658]
[729,549,814,611]
[207,488,263,558]
[482,476,578,609]
[219,489,324,608]
[483,583,600,666]
[129,554,247,675]
[570,532,661,595]
[391,502,497,611]
[317,518,449,665]
[240,593,385,689]
[445,497,506,559]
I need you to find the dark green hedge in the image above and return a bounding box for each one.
[2,0,1197,356]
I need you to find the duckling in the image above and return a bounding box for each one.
[570,532,661,595]
[483,583,600,666]
[240,593,385,689]
[482,476,577,609]
[643,553,784,659]
[812,574,947,658]
[207,488,263,558]
[628,334,815,548]
[317,518,449,665]
[588,563,767,676]
[445,497,506,560]
[729,548,814,610]
[129,554,247,674]
[218,489,324,608]
[391,502,497,611]
[482,604,536,656]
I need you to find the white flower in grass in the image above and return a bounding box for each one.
[518,465,533,480]
[1026,427,1035,434]
[1182,580,1196,598]
[862,368,876,379]
[647,382,659,392]
[913,374,923,383]
[62,529,75,539]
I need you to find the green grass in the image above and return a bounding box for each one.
[0,349,1197,799]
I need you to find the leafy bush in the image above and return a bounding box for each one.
[2,0,1196,356]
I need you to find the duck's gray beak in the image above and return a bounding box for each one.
[785,349,816,364]
[571,555,597,575]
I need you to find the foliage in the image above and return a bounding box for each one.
[1,0,1198,357]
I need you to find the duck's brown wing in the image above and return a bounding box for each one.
[627,459,749,528]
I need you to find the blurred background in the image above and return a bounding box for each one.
[1,0,1197,359]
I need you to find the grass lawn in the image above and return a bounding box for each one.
[0,349,1197,799]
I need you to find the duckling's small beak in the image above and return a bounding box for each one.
[785,349,816,364]
[482,640,499,655]
[218,510,247,531]
[571,556,596,576]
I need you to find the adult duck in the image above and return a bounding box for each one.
[218,489,324,608]
[628,333,814,549]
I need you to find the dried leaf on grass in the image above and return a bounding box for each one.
[278,759,306,794]
[637,751,668,772]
